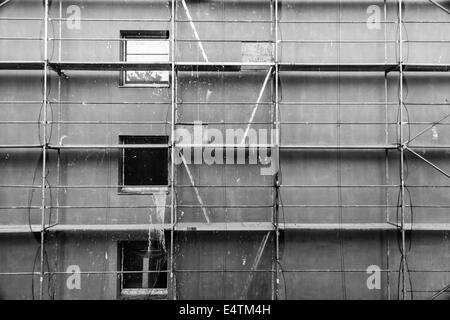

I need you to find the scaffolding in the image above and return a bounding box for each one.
[0,0,450,300]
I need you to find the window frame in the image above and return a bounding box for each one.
[118,135,169,195]
[120,30,170,88]
[118,240,169,299]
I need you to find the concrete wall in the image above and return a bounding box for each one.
[0,0,449,300]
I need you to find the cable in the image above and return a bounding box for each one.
[28,153,43,242]
[398,6,414,299]
[276,260,287,300]
[43,246,55,300]
[275,70,287,300]
[405,243,414,300]
[31,245,55,300]
[337,0,347,299]
[30,1,55,300]
[28,153,55,299]
[38,0,55,145]
[276,63,286,231]
[276,178,286,231]
[31,245,40,300]
[46,175,53,226]
[405,185,414,299]
[394,159,414,300]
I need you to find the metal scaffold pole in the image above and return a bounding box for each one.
[1,0,450,300]
[170,0,176,300]
[274,0,281,301]
[398,0,407,301]
[383,0,391,301]
[39,0,49,300]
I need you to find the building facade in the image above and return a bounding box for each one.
[0,0,449,299]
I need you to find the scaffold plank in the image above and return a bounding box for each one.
[2,223,450,234]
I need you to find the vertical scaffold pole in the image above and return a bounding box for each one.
[170,0,176,300]
[398,0,407,301]
[383,0,391,301]
[39,0,49,300]
[274,0,281,301]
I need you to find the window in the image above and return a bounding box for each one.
[119,240,168,298]
[119,136,169,194]
[120,30,170,87]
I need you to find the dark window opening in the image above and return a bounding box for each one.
[119,136,169,192]
[121,241,168,290]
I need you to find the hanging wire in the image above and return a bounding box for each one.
[399,3,414,299]
[29,0,56,300]
[275,50,287,300]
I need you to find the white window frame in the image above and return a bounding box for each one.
[120,30,170,88]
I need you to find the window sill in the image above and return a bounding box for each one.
[119,83,170,88]
[118,186,169,195]
[121,288,168,299]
